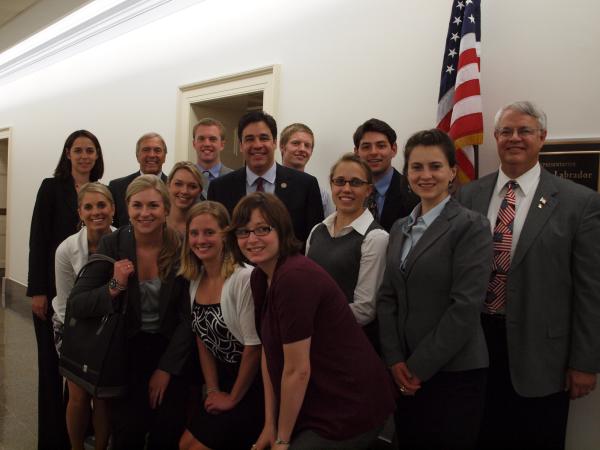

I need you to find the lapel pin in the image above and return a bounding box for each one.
[280,182,288,189]
[537,196,547,209]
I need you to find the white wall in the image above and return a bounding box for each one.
[0,0,598,446]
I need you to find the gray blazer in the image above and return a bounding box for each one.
[377,198,492,382]
[457,168,600,397]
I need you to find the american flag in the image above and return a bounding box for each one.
[436,0,483,183]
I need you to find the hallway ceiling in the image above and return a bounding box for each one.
[0,0,89,53]
[0,1,41,28]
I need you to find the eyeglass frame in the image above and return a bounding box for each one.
[330,176,371,188]
[234,225,274,239]
[495,127,543,139]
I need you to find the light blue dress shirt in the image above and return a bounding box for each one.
[400,195,451,264]
[245,163,276,194]
[374,167,395,214]
[196,162,223,180]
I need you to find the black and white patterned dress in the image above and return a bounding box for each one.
[192,303,243,364]
[189,300,263,449]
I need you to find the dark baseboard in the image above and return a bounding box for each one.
[2,277,31,319]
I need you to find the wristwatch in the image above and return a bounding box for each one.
[275,438,290,445]
[109,278,127,291]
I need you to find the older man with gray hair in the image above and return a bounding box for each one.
[458,101,600,449]
[109,132,168,227]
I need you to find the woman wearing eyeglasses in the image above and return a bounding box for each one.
[377,129,493,450]
[306,153,388,349]
[230,192,395,450]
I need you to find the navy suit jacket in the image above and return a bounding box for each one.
[109,171,168,228]
[458,168,600,396]
[378,168,420,232]
[207,163,324,244]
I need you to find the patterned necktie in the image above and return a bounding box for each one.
[367,191,379,220]
[485,180,518,314]
[255,177,265,192]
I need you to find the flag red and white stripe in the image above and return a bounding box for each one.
[436,0,483,183]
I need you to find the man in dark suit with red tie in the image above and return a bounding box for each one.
[458,101,600,449]
[208,111,323,244]
[353,118,418,231]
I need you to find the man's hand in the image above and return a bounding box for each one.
[566,368,597,399]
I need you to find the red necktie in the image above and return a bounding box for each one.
[255,177,265,192]
[485,180,517,314]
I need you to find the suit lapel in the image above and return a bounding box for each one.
[274,164,291,200]
[510,170,559,270]
[63,179,78,215]
[119,228,142,321]
[471,172,497,216]
[402,200,458,276]
[380,169,401,225]
[231,169,247,206]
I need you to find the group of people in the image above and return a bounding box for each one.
[27,101,600,450]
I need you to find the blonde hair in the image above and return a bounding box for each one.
[167,161,203,191]
[126,175,180,280]
[178,201,239,281]
[77,182,114,206]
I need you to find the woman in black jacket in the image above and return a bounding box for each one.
[68,175,192,450]
[27,129,104,450]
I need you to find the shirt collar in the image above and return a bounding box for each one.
[374,166,394,196]
[405,194,451,228]
[197,162,222,179]
[495,162,541,197]
[139,170,164,177]
[246,162,277,187]
[323,208,374,236]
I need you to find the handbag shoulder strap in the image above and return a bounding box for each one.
[75,253,116,281]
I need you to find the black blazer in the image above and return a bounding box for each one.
[109,172,168,228]
[378,168,419,232]
[27,177,79,299]
[68,227,192,375]
[207,163,324,243]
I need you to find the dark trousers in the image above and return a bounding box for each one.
[394,368,487,450]
[290,421,385,450]
[33,311,69,450]
[111,332,187,450]
[478,314,570,450]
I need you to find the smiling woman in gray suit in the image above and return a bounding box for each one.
[377,129,493,450]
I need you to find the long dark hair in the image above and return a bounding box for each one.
[54,130,104,181]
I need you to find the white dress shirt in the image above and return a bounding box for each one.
[487,163,541,255]
[52,226,116,323]
[305,209,389,325]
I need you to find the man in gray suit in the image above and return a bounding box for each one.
[458,101,600,449]
[193,118,232,196]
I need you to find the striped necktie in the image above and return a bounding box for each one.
[366,191,379,220]
[485,180,517,314]
[255,177,265,192]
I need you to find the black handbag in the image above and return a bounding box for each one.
[59,253,129,398]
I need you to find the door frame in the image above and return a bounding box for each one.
[0,127,12,276]
[175,65,280,162]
